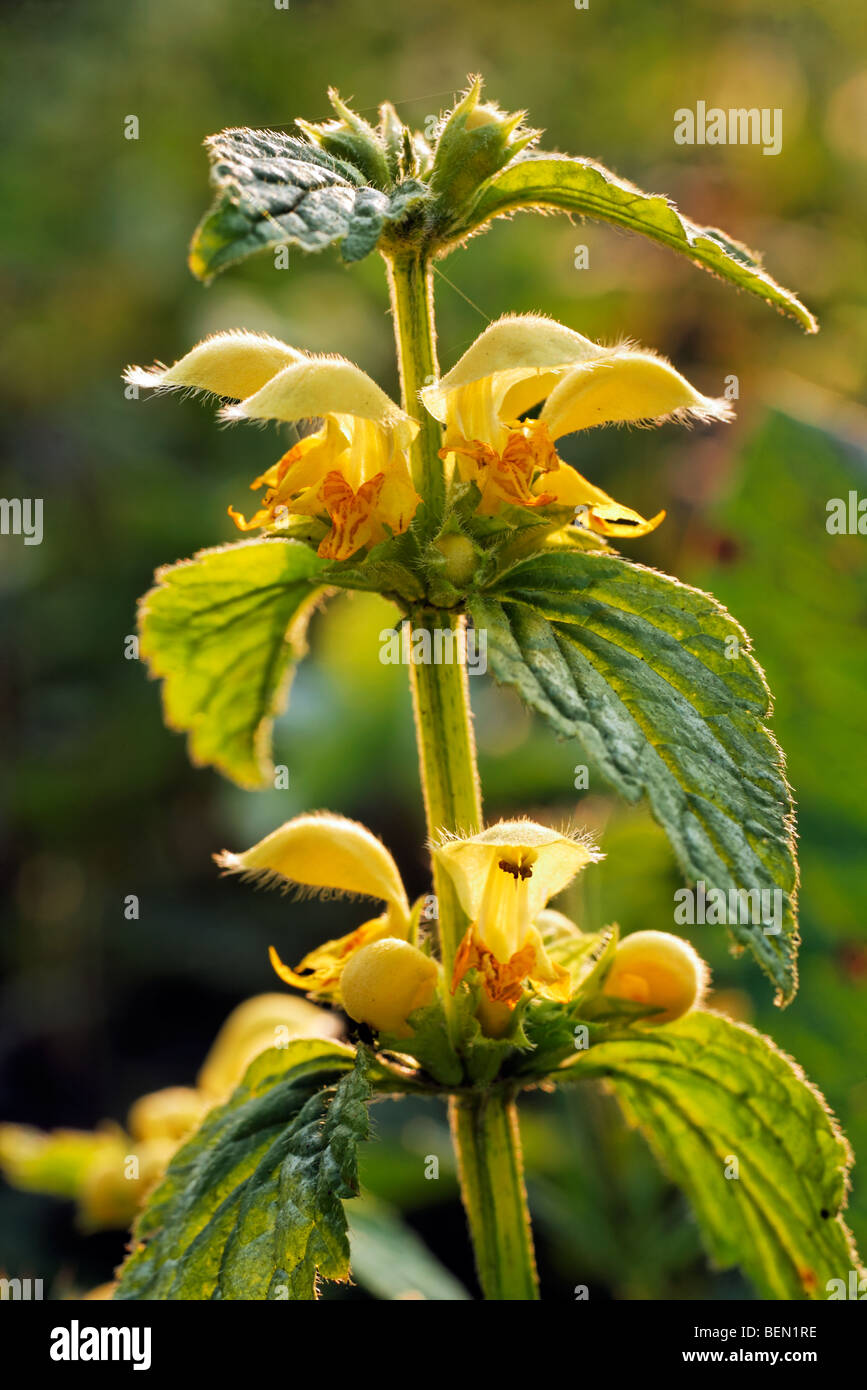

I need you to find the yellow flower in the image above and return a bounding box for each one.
[79,1137,176,1232]
[126,1087,209,1144]
[602,930,708,1023]
[124,328,306,399]
[421,315,732,537]
[434,819,601,1013]
[0,1122,172,1232]
[0,993,350,1234]
[125,333,421,561]
[196,992,342,1099]
[215,813,412,1003]
[340,938,440,1037]
[0,1124,126,1201]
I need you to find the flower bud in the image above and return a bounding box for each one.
[340,937,439,1038]
[297,89,393,190]
[429,78,537,219]
[434,533,477,587]
[602,930,707,1024]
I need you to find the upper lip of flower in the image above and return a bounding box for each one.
[434,819,601,923]
[214,811,412,1002]
[420,313,733,537]
[123,328,308,400]
[124,333,421,562]
[221,357,421,560]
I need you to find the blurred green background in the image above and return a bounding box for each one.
[1,0,865,1299]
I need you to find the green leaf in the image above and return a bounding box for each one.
[189,128,426,281]
[456,980,533,1085]
[138,538,327,789]
[556,1011,863,1299]
[319,528,427,603]
[380,979,533,1087]
[469,549,799,1001]
[114,1040,369,1301]
[379,995,464,1087]
[347,1194,470,1300]
[460,154,816,332]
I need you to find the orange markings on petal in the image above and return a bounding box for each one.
[452,928,541,1008]
[502,419,559,475]
[446,421,561,516]
[317,470,387,560]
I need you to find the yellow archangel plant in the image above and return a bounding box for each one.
[214,812,416,1000]
[58,80,857,1306]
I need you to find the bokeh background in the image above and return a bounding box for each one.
[1,0,865,1299]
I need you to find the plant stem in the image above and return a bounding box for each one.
[450,1089,540,1300]
[386,253,540,1301]
[384,251,445,532]
[408,608,482,973]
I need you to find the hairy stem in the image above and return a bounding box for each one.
[409,608,482,981]
[450,1089,540,1300]
[384,251,445,532]
[386,252,540,1301]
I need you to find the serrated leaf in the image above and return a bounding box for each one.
[556,1011,862,1299]
[189,128,427,280]
[469,550,799,1001]
[189,128,387,279]
[461,154,816,331]
[138,538,327,789]
[114,1040,368,1301]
